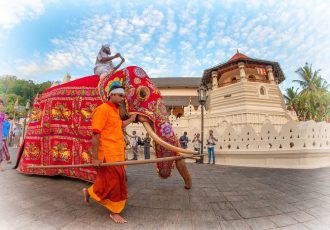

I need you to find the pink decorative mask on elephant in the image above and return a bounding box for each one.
[16,66,192,189]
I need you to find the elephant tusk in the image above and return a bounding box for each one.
[142,122,197,155]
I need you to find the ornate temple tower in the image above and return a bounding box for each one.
[202,51,297,132]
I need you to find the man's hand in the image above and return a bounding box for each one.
[122,114,137,127]
[114,53,120,58]
[92,158,101,167]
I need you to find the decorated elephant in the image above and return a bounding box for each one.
[15,66,193,189]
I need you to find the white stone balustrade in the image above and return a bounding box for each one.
[127,108,330,169]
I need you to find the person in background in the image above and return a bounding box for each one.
[206,130,218,164]
[192,133,201,152]
[179,131,189,149]
[0,99,5,171]
[13,126,21,148]
[192,133,202,163]
[143,133,151,159]
[129,131,140,160]
[2,113,11,164]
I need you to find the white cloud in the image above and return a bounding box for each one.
[139,33,151,44]
[131,16,145,27]
[18,51,75,75]
[0,0,45,29]
[1,0,330,85]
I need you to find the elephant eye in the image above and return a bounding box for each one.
[139,89,147,98]
[137,86,150,102]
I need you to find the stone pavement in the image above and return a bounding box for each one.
[1,148,330,230]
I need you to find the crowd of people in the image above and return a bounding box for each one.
[123,129,219,164]
[122,129,219,165]
[124,130,152,161]
[180,130,218,164]
[0,99,24,172]
[0,100,12,171]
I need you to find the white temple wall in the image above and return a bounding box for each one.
[126,114,330,169]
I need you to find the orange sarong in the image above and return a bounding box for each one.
[88,166,127,213]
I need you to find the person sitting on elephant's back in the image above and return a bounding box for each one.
[94,44,125,78]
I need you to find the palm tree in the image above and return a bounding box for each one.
[284,87,299,112]
[293,63,330,121]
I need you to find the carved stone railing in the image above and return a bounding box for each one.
[127,114,330,168]
[212,120,330,151]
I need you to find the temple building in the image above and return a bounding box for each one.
[150,51,296,132]
[201,50,297,131]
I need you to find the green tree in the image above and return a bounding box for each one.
[35,81,52,94]
[292,63,330,121]
[0,75,52,118]
[284,87,299,112]
[0,93,23,119]
[0,75,17,94]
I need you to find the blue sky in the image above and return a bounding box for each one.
[0,0,329,92]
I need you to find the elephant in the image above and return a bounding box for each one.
[15,66,193,189]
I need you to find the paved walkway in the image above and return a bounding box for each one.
[1,148,330,229]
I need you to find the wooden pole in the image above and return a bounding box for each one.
[27,154,202,169]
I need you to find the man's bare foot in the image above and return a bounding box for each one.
[7,160,12,164]
[82,188,90,205]
[109,213,127,224]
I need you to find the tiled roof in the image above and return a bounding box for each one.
[202,52,285,85]
[228,51,250,62]
[162,96,199,107]
[151,77,201,88]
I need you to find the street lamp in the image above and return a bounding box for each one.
[22,100,31,139]
[197,84,207,164]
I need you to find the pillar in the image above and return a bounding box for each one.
[211,71,218,88]
[266,65,275,84]
[238,62,247,82]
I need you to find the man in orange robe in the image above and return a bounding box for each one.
[82,85,136,224]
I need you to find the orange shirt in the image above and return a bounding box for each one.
[92,102,125,162]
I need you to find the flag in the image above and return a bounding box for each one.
[256,68,267,75]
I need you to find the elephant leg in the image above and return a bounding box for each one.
[175,159,192,189]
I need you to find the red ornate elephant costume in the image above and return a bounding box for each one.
[16,66,192,188]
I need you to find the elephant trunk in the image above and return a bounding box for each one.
[143,121,192,189]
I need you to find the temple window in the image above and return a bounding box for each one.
[260,86,266,95]
[231,77,237,83]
